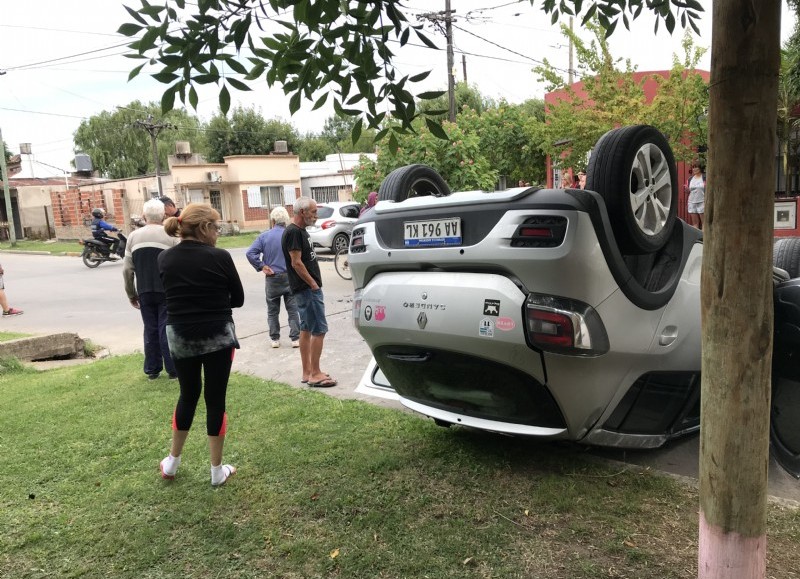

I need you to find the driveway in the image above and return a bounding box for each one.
[2,249,798,503]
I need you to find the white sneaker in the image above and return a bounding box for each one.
[291,340,300,348]
[270,340,280,348]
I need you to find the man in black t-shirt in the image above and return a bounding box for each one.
[281,197,336,388]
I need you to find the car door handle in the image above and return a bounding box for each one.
[386,352,432,363]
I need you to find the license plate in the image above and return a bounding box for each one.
[404,217,462,247]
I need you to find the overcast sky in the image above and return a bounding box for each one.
[1,1,796,175]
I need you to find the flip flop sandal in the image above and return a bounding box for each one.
[308,377,338,388]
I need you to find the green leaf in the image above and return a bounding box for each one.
[189,85,198,110]
[193,74,219,84]
[225,58,249,76]
[351,119,363,145]
[409,70,432,83]
[220,84,231,115]
[414,30,439,50]
[123,4,148,26]
[312,92,329,111]
[289,91,302,115]
[226,77,252,92]
[388,132,399,154]
[425,118,448,140]
[127,63,146,81]
[417,91,446,100]
[399,27,410,47]
[152,71,178,83]
[161,86,176,113]
[117,23,144,37]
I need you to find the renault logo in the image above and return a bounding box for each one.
[417,312,428,329]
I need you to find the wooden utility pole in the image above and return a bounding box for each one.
[133,115,175,197]
[417,3,457,122]
[444,0,455,121]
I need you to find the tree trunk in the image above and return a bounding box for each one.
[699,1,780,577]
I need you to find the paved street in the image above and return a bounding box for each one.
[2,248,799,503]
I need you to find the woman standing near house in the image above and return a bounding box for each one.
[156,203,244,487]
[685,162,706,230]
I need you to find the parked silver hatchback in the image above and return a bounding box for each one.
[307,201,361,252]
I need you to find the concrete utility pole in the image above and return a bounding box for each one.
[417,2,457,122]
[0,128,17,246]
[133,115,176,197]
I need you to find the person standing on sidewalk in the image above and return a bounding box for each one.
[0,263,23,316]
[123,199,179,380]
[282,197,337,388]
[157,203,244,487]
[246,206,300,349]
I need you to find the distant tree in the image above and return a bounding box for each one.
[534,23,707,170]
[319,114,377,153]
[354,118,497,199]
[297,136,333,161]
[461,99,547,185]
[205,106,300,162]
[418,82,495,120]
[2,141,11,162]
[73,101,206,179]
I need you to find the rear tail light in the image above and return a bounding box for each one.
[525,293,609,356]
[320,220,337,230]
[511,216,567,248]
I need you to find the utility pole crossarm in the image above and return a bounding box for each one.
[417,2,457,122]
[133,116,177,198]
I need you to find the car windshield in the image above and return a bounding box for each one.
[317,206,334,218]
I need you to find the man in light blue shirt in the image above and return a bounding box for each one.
[246,206,300,348]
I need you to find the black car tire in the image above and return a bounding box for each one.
[773,237,800,278]
[332,232,350,253]
[378,164,451,202]
[586,125,678,254]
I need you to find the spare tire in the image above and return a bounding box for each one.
[773,237,800,278]
[378,164,451,202]
[586,125,678,254]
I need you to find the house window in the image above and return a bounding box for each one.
[210,190,222,218]
[311,185,352,203]
[260,186,284,209]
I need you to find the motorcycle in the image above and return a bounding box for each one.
[80,232,127,268]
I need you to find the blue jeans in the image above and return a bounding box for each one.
[139,292,176,377]
[294,288,329,336]
[266,273,300,341]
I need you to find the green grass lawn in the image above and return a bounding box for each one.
[0,331,30,341]
[1,355,798,578]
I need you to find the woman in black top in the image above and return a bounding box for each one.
[156,203,244,486]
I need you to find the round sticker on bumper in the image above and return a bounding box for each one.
[496,317,516,331]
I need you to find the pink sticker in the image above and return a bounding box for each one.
[495,317,516,331]
[375,306,386,321]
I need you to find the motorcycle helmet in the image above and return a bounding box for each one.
[91,208,105,218]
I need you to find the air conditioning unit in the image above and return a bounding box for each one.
[175,141,192,156]
[207,170,220,182]
[274,140,288,154]
[19,143,32,155]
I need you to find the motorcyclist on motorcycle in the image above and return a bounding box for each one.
[90,208,121,257]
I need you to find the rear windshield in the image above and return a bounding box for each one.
[317,206,334,218]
